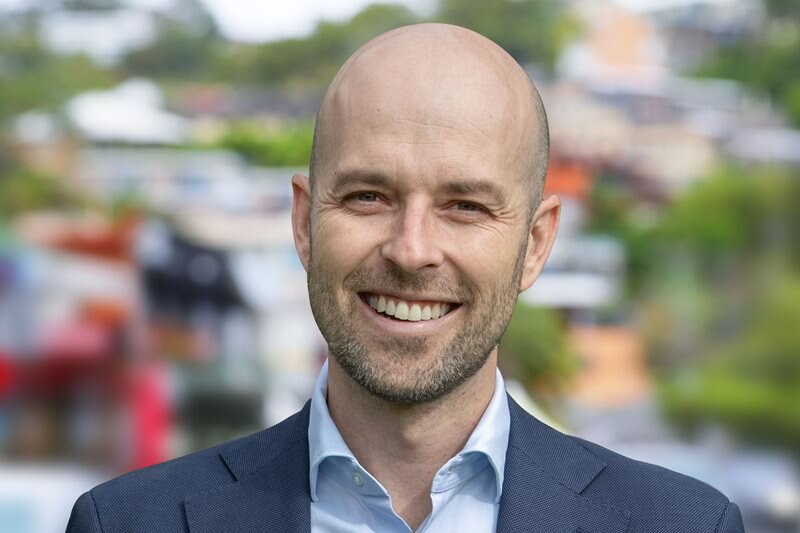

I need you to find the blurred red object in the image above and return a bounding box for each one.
[0,353,14,398]
[129,362,172,470]
[13,213,141,263]
[545,156,595,201]
[40,321,112,361]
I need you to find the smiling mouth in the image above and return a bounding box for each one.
[359,292,460,322]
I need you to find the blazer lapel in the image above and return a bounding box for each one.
[184,403,312,533]
[497,397,630,533]
[181,394,631,533]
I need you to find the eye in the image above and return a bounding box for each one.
[454,201,485,213]
[342,191,386,213]
[344,191,381,203]
[354,192,379,202]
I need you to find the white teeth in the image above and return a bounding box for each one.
[395,302,409,320]
[366,294,454,322]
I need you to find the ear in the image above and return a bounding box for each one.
[518,194,560,292]
[291,173,312,271]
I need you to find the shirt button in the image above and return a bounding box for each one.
[352,472,364,487]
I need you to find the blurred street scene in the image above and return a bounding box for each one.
[0,0,798,531]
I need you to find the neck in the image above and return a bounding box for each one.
[326,351,498,530]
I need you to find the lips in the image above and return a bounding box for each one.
[362,293,457,322]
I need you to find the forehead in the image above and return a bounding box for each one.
[330,39,525,140]
[315,51,533,193]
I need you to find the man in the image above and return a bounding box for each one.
[67,24,745,533]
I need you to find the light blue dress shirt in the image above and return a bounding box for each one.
[309,360,510,533]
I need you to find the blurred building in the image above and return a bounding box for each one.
[67,79,189,146]
[522,155,625,310]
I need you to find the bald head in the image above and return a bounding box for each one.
[310,23,549,214]
[293,24,561,408]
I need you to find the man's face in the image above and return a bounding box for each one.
[292,31,557,405]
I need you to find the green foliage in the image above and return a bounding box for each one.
[236,4,419,87]
[604,164,800,452]
[232,0,575,86]
[659,168,759,254]
[593,166,800,291]
[499,303,575,399]
[0,137,21,176]
[214,122,314,167]
[109,189,151,220]
[0,168,90,219]
[661,278,800,451]
[657,166,798,267]
[0,16,116,123]
[433,0,579,67]
[120,0,221,80]
[695,2,800,126]
[122,22,218,80]
[585,178,659,295]
[0,136,90,217]
[57,0,123,10]
[764,0,800,19]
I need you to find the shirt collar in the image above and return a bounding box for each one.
[308,360,354,502]
[308,360,510,503]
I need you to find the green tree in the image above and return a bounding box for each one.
[763,0,800,18]
[608,165,800,453]
[237,3,419,87]
[0,14,115,123]
[433,0,578,68]
[661,278,800,452]
[499,303,575,402]
[0,169,91,219]
[212,121,314,167]
[121,0,222,80]
[696,1,800,126]
[657,166,798,268]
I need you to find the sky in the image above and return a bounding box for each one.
[0,0,435,41]
[198,0,435,42]
[0,0,742,42]
[200,0,741,42]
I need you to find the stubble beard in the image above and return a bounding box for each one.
[307,241,527,405]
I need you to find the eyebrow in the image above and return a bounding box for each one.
[331,169,392,191]
[331,168,507,205]
[440,179,507,205]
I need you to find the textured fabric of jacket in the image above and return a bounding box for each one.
[66,396,745,533]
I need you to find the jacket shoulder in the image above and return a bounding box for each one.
[76,403,310,533]
[574,436,736,532]
[506,397,740,532]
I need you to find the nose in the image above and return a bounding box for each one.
[380,202,444,272]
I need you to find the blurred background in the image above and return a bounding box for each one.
[0,0,798,531]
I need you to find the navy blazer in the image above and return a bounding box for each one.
[67,396,745,532]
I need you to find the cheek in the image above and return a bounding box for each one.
[312,214,385,269]
[444,231,524,293]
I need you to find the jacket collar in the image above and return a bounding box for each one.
[183,396,630,533]
[184,402,313,533]
[496,396,630,533]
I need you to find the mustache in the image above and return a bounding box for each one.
[344,263,471,302]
